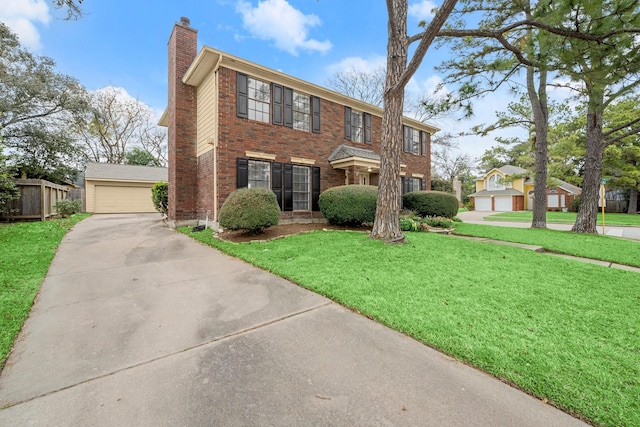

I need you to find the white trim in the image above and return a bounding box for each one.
[245,151,277,160]
[290,157,316,165]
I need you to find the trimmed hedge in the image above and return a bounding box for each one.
[318,185,378,226]
[403,191,459,218]
[219,187,280,234]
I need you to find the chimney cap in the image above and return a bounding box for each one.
[179,16,191,27]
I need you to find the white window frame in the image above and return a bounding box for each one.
[248,160,271,189]
[292,91,310,131]
[351,110,363,142]
[293,165,311,210]
[247,77,270,123]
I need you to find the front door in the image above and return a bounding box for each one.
[359,173,370,186]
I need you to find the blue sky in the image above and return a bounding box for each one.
[1,0,526,163]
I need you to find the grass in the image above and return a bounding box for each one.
[182,227,639,427]
[485,211,640,226]
[454,222,640,268]
[0,214,90,369]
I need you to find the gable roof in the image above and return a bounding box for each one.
[477,165,529,180]
[328,144,380,162]
[469,189,524,197]
[553,179,582,195]
[85,162,168,182]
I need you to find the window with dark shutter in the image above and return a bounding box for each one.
[272,162,283,209]
[312,96,321,133]
[236,158,248,188]
[364,113,372,144]
[403,126,411,152]
[283,163,293,211]
[272,84,283,125]
[236,73,248,119]
[344,106,352,140]
[284,87,293,128]
[312,167,320,211]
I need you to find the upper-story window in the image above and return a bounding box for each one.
[248,77,270,123]
[344,107,371,144]
[487,174,505,191]
[403,125,428,156]
[293,91,310,132]
[237,72,321,133]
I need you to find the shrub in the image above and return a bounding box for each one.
[420,215,455,229]
[219,187,280,234]
[151,182,168,217]
[318,185,378,226]
[399,216,419,232]
[571,195,581,213]
[56,199,82,218]
[403,191,459,218]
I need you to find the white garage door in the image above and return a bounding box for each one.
[475,197,492,211]
[95,185,155,213]
[494,196,513,211]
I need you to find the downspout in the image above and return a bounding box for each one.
[212,54,223,224]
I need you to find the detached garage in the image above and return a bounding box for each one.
[85,163,168,214]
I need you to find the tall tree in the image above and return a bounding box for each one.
[548,1,640,232]
[0,143,19,215]
[0,23,88,183]
[327,66,386,107]
[371,0,459,243]
[125,147,162,167]
[76,87,167,165]
[53,0,84,20]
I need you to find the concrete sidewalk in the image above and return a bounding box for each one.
[0,214,586,426]
[457,210,640,240]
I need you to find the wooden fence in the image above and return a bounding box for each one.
[2,179,69,221]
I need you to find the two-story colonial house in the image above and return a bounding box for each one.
[470,165,582,212]
[161,17,438,227]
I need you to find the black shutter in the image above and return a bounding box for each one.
[403,126,411,152]
[272,84,283,125]
[237,73,248,119]
[421,131,427,156]
[284,87,293,128]
[283,163,293,211]
[312,166,321,211]
[312,96,321,133]
[272,162,283,209]
[364,113,372,144]
[344,106,352,140]
[237,158,248,188]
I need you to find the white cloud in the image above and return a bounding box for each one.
[236,0,332,55]
[0,0,50,50]
[408,0,437,21]
[325,55,386,75]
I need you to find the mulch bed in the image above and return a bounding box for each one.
[216,223,371,243]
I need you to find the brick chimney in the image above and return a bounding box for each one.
[167,17,198,225]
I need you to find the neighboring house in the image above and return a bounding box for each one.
[85,162,168,214]
[469,165,581,212]
[160,17,438,227]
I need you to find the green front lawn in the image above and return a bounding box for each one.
[485,211,640,226]
[454,222,640,267]
[183,228,639,427]
[0,214,89,369]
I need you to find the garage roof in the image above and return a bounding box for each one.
[85,162,168,182]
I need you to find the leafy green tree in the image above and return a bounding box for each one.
[125,148,162,167]
[0,143,18,215]
[0,23,88,183]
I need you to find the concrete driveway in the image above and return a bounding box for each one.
[0,214,587,426]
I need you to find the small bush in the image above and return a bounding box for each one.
[399,216,419,232]
[318,185,378,226]
[421,215,455,229]
[152,182,168,217]
[403,191,459,218]
[571,195,581,213]
[219,188,280,234]
[56,199,82,218]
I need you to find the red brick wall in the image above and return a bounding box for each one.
[168,20,198,222]
[206,67,431,215]
[197,149,215,220]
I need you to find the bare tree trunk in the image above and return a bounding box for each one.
[371,0,408,243]
[628,187,638,214]
[572,91,604,233]
[527,64,549,229]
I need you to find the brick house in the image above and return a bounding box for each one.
[160,17,438,227]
